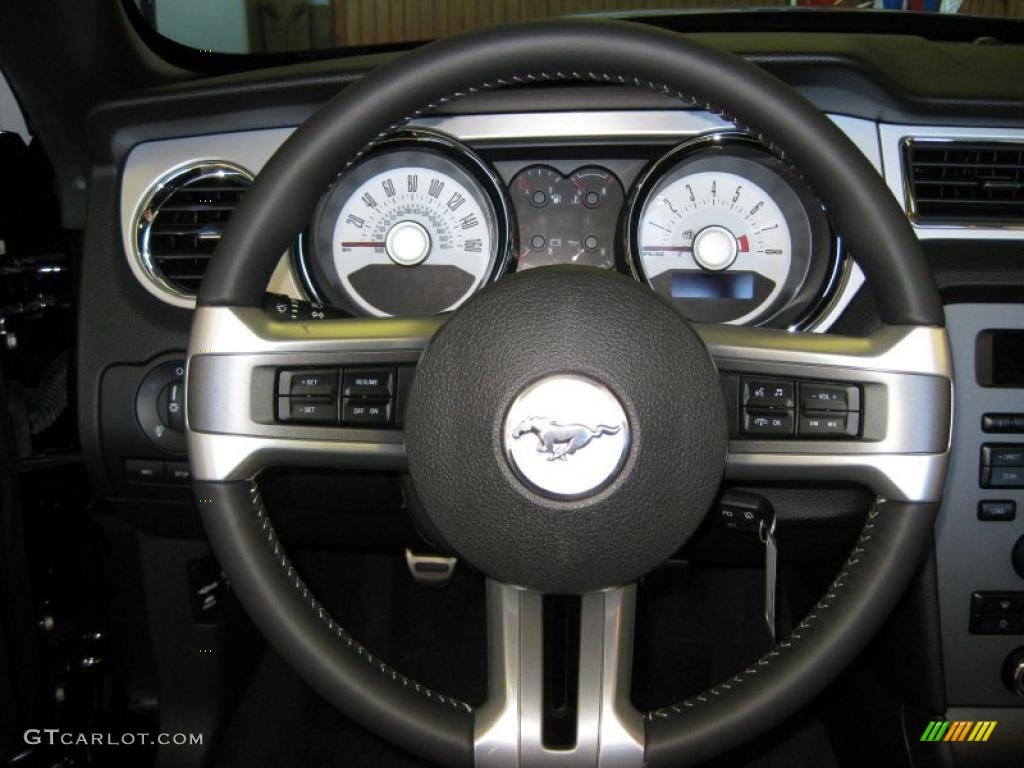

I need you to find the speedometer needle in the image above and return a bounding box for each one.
[341,241,386,248]
[642,245,692,252]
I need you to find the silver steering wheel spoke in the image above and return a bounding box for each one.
[186,305,952,505]
[697,322,953,503]
[474,581,644,768]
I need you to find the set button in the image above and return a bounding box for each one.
[281,369,338,398]
[279,398,338,424]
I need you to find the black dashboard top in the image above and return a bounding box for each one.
[87,32,1024,170]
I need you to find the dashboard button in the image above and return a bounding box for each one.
[983,445,1024,467]
[280,369,338,398]
[166,462,193,483]
[983,466,1024,488]
[743,409,794,437]
[342,398,392,427]
[979,500,1016,522]
[971,613,1024,635]
[970,593,1019,618]
[799,383,859,412]
[743,379,794,409]
[983,413,1018,433]
[278,397,337,424]
[343,368,395,398]
[126,459,165,483]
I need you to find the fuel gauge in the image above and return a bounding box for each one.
[509,165,624,271]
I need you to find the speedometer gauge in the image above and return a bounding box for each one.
[303,133,512,316]
[627,137,837,328]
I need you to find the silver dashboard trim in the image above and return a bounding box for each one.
[416,109,733,142]
[122,111,880,330]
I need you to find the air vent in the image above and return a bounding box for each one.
[905,140,1024,224]
[134,162,253,298]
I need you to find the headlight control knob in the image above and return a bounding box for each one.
[1002,647,1024,697]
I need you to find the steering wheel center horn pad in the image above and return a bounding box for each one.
[406,266,727,593]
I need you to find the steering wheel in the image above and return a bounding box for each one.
[186,19,951,768]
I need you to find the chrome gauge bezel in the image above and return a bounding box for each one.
[624,133,843,329]
[297,129,515,317]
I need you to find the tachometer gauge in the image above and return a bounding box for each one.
[303,133,512,316]
[626,138,837,327]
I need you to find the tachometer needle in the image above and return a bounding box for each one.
[642,245,692,252]
[340,241,386,248]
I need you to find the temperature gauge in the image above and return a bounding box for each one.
[509,165,624,271]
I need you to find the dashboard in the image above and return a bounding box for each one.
[88,34,1024,740]
[121,111,865,332]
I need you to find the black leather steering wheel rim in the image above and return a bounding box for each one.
[190,18,945,768]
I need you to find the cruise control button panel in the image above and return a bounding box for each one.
[733,376,861,439]
[276,366,406,429]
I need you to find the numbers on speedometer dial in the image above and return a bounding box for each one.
[333,164,493,315]
[305,138,510,317]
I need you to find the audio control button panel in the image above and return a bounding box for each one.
[723,374,862,439]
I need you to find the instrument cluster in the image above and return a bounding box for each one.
[297,128,843,328]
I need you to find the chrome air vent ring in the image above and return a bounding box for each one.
[132,160,254,301]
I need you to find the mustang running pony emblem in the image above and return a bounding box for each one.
[511,417,621,461]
